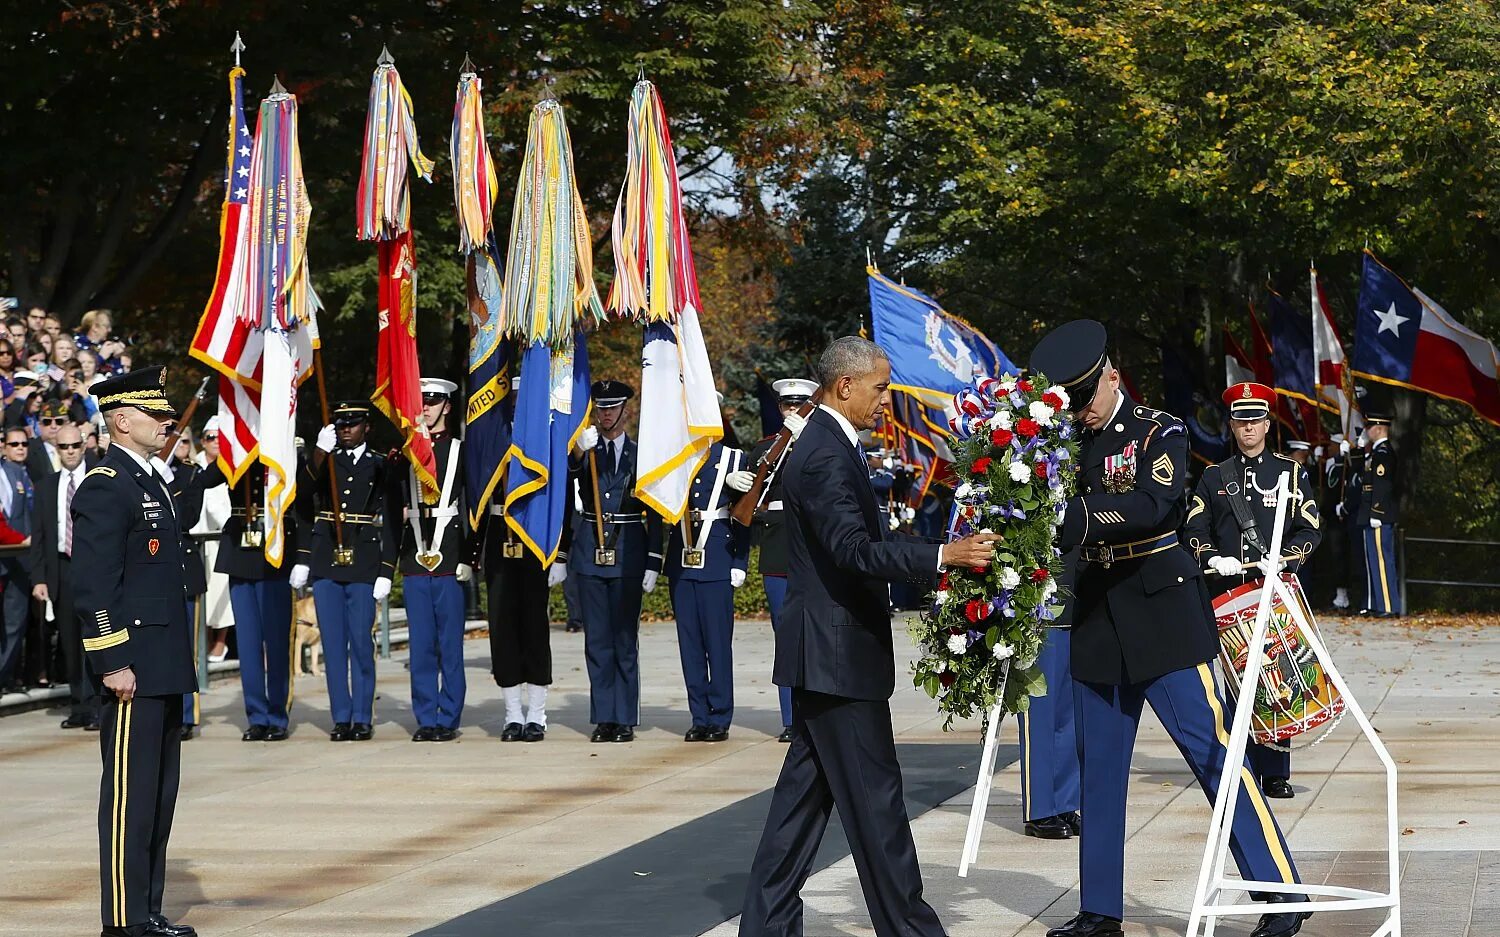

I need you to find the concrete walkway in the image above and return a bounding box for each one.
[0,613,1492,937]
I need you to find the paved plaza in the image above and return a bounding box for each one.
[1,612,1494,936]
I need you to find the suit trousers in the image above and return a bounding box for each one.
[0,573,31,685]
[1363,524,1401,615]
[1074,664,1302,920]
[56,555,99,720]
[228,577,293,729]
[763,575,792,727]
[578,573,642,726]
[487,559,552,687]
[740,689,945,937]
[97,694,182,930]
[1017,627,1080,821]
[404,574,466,730]
[313,578,377,725]
[671,577,735,730]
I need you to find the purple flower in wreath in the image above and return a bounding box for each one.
[1059,420,1075,441]
[994,502,1027,522]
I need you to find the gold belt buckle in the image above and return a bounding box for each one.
[240,528,264,549]
[594,548,617,567]
[682,548,706,569]
[333,547,355,567]
[502,541,523,560]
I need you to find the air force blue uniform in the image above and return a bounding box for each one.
[664,441,748,734]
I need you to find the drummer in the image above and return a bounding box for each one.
[1183,381,1321,800]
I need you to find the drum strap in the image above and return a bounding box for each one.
[1227,455,1269,558]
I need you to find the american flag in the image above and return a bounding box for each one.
[190,66,263,484]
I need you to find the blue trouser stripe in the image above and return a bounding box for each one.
[1018,627,1080,820]
[228,577,293,729]
[313,579,377,725]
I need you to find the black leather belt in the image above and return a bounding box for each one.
[316,511,381,525]
[1079,532,1179,567]
[581,511,644,526]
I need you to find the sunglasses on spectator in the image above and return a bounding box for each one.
[58,442,83,451]
[0,349,12,356]
[5,441,26,447]
[202,433,219,441]
[40,417,68,426]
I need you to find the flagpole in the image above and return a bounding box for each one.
[312,349,348,558]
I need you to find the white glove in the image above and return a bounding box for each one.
[1257,556,1287,577]
[725,469,755,493]
[150,456,175,483]
[316,424,337,453]
[575,425,599,453]
[642,570,659,594]
[1334,503,1346,519]
[1314,446,1324,460]
[1370,518,1382,529]
[1208,556,1244,577]
[1339,439,1351,456]
[289,564,310,590]
[730,568,746,589]
[547,561,568,588]
[455,563,473,583]
[373,576,392,602]
[782,412,807,439]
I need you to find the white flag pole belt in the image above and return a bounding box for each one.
[409,439,461,558]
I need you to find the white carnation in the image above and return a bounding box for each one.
[1044,577,1058,597]
[989,409,1013,430]
[999,377,1018,392]
[954,482,972,500]
[1008,460,1030,482]
[947,634,969,655]
[934,589,950,604]
[1029,400,1056,426]
[1050,485,1066,503]
[1000,567,1021,589]
[992,642,1015,661]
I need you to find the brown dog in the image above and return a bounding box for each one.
[293,594,322,676]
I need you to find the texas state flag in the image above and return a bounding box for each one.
[1353,251,1500,426]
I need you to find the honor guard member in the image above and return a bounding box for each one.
[1031,322,1309,937]
[666,436,749,742]
[726,378,813,742]
[1357,412,1401,616]
[195,456,298,741]
[393,379,473,742]
[485,375,553,741]
[164,443,208,741]
[293,401,398,742]
[1325,432,1364,610]
[1183,382,1321,800]
[74,367,200,937]
[558,380,664,743]
[1016,556,1081,839]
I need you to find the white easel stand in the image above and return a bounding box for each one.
[959,667,1009,877]
[1187,474,1401,937]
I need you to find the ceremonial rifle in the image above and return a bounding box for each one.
[161,376,213,459]
[730,391,821,527]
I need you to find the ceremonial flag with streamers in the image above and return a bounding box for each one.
[495,100,604,343]
[1311,262,1360,436]
[1353,251,1500,426]
[358,51,438,499]
[867,266,1015,407]
[190,65,261,483]
[504,333,592,564]
[450,69,498,255]
[464,235,513,528]
[608,80,721,523]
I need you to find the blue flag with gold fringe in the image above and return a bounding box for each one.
[504,330,592,565]
[867,266,1015,406]
[464,234,514,529]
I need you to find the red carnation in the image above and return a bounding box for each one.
[970,456,992,474]
[939,571,950,590]
[1016,418,1041,437]
[939,671,957,688]
[964,599,988,623]
[1031,568,1049,583]
[989,428,1014,446]
[1034,461,1049,479]
[1043,392,1063,409]
[1017,379,1033,392]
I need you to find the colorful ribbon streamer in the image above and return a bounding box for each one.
[450,70,497,254]
[356,56,434,241]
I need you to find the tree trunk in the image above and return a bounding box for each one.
[1392,389,1426,525]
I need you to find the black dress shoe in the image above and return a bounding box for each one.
[85,718,102,731]
[179,725,195,741]
[1262,776,1295,799]
[684,725,708,742]
[1046,911,1123,937]
[330,723,352,742]
[522,722,545,742]
[413,726,437,742]
[590,723,617,743]
[1250,895,1312,937]
[349,723,373,741]
[777,726,794,743]
[432,726,458,742]
[565,622,582,633]
[146,913,199,937]
[500,722,524,742]
[264,726,288,742]
[612,725,635,742]
[1060,810,1082,835]
[703,727,729,742]
[1025,815,1074,840]
[242,725,270,742]
[61,713,91,729]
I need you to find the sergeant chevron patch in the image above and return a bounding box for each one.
[1151,453,1174,485]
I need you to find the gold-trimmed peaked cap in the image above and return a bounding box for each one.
[90,366,178,417]
[1028,319,1108,413]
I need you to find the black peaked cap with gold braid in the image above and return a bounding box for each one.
[90,366,178,417]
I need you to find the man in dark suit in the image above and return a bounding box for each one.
[739,336,997,937]
[31,422,98,728]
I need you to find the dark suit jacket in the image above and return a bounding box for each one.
[30,469,67,593]
[772,408,939,701]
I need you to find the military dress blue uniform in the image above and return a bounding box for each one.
[1183,383,1322,797]
[1032,322,1308,937]
[560,387,664,742]
[747,432,794,732]
[665,440,748,739]
[196,460,299,739]
[1357,416,1401,616]
[299,405,398,738]
[74,368,198,937]
[1016,624,1080,836]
